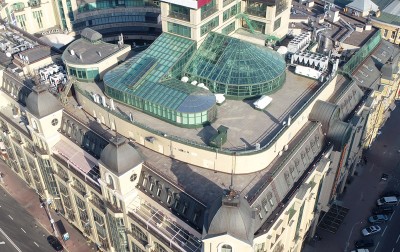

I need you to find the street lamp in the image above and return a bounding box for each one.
[344,220,363,252]
[41,199,59,238]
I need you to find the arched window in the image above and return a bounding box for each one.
[107,175,114,189]
[221,244,232,252]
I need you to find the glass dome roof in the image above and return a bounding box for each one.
[184,32,286,89]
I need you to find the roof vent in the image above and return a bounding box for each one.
[97,51,101,57]
[70,49,75,56]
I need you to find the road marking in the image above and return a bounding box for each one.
[34,241,39,247]
[20,228,26,233]
[7,215,13,220]
[0,241,4,245]
[392,248,395,252]
[374,241,380,252]
[0,228,22,252]
[397,234,400,243]
[390,210,396,220]
[382,226,388,236]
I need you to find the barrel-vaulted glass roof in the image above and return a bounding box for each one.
[104,33,196,89]
[183,32,286,98]
[103,33,217,127]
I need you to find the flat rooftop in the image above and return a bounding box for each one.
[76,68,317,151]
[62,38,129,65]
[291,0,378,48]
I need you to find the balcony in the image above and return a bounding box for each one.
[71,184,86,197]
[168,11,190,22]
[201,5,218,20]
[126,230,148,247]
[90,199,106,213]
[105,201,123,215]
[245,7,266,17]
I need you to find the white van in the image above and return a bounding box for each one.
[377,196,398,206]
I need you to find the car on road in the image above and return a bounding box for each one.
[368,214,388,224]
[351,249,369,252]
[361,225,381,236]
[47,235,63,252]
[372,206,394,215]
[355,239,374,248]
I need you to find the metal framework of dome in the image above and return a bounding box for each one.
[103,33,217,128]
[183,32,286,99]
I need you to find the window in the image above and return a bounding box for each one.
[166,193,172,204]
[167,22,191,38]
[156,187,162,197]
[200,16,219,36]
[169,4,190,21]
[51,119,58,126]
[274,17,281,31]
[267,192,274,206]
[221,244,232,252]
[201,0,217,20]
[107,175,114,189]
[383,29,388,37]
[222,22,235,35]
[182,203,188,214]
[391,31,396,39]
[154,242,167,252]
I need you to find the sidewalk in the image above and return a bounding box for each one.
[0,160,97,252]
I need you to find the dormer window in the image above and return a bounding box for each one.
[156,187,162,197]
[166,194,172,204]
[182,203,188,215]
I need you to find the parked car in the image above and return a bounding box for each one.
[47,235,63,252]
[355,239,374,248]
[372,206,394,215]
[368,214,388,224]
[361,225,381,236]
[377,196,398,206]
[380,190,400,198]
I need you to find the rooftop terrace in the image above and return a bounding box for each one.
[77,67,317,151]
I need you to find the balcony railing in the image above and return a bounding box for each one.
[90,199,106,213]
[245,7,266,17]
[168,11,190,22]
[105,201,123,213]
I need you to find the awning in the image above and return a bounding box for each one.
[389,102,396,111]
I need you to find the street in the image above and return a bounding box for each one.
[0,186,54,252]
[0,160,96,252]
[303,101,400,252]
